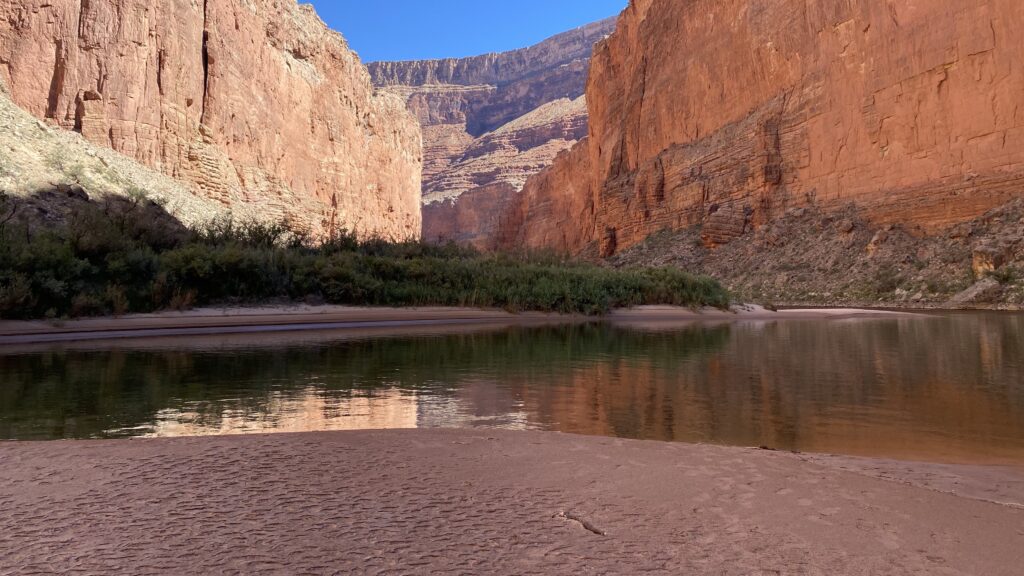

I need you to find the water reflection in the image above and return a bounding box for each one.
[1,314,1023,466]
[135,390,421,437]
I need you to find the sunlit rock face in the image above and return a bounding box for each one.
[497,0,1024,255]
[0,0,422,238]
[418,97,589,248]
[369,19,614,247]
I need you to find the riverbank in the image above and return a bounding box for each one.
[609,201,1024,309]
[0,429,1021,574]
[0,304,919,344]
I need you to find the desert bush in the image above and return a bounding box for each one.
[0,194,730,319]
[871,264,904,295]
[990,265,1020,285]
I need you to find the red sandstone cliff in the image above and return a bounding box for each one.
[369,19,614,247]
[0,0,421,238]
[499,0,1024,255]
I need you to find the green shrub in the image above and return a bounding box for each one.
[990,266,1020,285]
[0,195,730,319]
[872,264,903,295]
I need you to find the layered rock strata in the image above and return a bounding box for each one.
[498,0,1024,255]
[369,19,614,247]
[0,0,421,238]
[421,97,588,247]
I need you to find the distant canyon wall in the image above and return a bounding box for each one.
[369,19,614,247]
[498,0,1024,255]
[0,0,422,238]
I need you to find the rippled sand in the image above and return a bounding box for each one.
[1,430,1021,574]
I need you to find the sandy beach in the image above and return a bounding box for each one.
[0,304,917,345]
[1,429,1021,575]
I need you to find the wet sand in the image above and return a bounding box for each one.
[0,304,917,345]
[1,429,1021,575]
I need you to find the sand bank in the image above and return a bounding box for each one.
[0,429,1021,574]
[0,304,918,345]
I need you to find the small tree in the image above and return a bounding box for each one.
[0,191,18,237]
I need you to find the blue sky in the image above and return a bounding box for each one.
[310,1,627,63]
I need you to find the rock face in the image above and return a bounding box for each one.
[0,86,227,227]
[0,0,421,238]
[369,19,614,247]
[420,97,588,247]
[498,0,1024,255]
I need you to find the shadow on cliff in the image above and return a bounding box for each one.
[0,186,192,319]
[0,185,189,247]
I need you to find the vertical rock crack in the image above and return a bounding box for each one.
[199,0,210,126]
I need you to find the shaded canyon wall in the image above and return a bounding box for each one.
[0,0,422,238]
[499,0,1024,255]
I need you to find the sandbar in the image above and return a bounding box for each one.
[0,304,920,345]
[0,429,1021,574]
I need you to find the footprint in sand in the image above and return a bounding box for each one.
[877,522,904,551]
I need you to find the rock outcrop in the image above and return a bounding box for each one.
[0,0,421,238]
[498,0,1024,255]
[369,19,614,247]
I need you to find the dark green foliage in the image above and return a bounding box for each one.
[990,266,1020,285]
[0,193,729,319]
[871,264,904,295]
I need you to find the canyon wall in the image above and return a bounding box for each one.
[419,97,588,247]
[498,0,1024,255]
[0,0,421,238]
[369,19,614,247]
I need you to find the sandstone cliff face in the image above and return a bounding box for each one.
[425,97,588,205]
[499,0,1024,255]
[421,97,587,247]
[0,0,421,238]
[369,19,614,247]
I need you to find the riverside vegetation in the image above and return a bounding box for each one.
[0,192,729,320]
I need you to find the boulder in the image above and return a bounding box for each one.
[947,278,1003,307]
[972,245,1008,279]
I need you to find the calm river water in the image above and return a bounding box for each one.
[1,312,1022,465]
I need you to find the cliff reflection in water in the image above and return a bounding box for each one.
[1,314,1022,465]
[513,315,1024,464]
